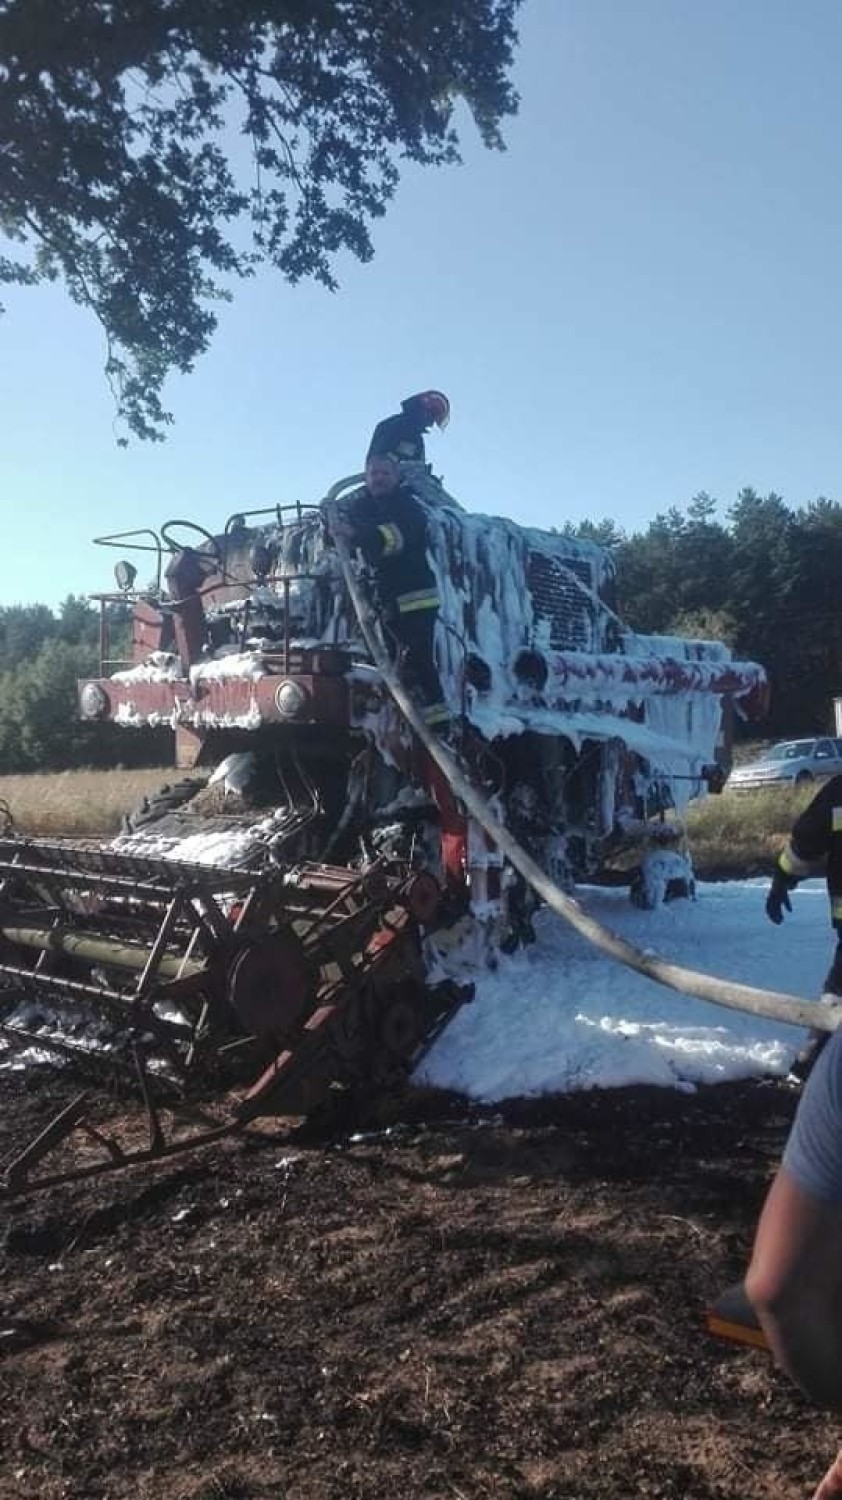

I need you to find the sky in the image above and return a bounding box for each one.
[415,877,828,1100]
[5,0,842,606]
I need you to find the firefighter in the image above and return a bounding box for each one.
[367,390,450,466]
[329,453,450,730]
[766,774,842,1076]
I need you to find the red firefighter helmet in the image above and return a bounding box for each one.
[401,390,450,430]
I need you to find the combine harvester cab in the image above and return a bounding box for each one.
[0,483,766,1192]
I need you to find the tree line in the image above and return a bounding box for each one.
[0,484,837,772]
[0,596,157,773]
[573,486,842,737]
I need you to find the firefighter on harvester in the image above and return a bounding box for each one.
[367,390,450,467]
[766,774,842,1078]
[328,452,450,731]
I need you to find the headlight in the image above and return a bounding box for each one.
[513,649,548,690]
[114,559,137,591]
[275,680,310,719]
[80,682,109,719]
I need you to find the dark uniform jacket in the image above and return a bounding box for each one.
[778,775,842,927]
[347,483,439,620]
[367,412,426,464]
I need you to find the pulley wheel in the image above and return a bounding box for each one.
[227,930,312,1039]
[374,992,424,1062]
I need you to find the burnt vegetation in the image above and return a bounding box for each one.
[0,1068,832,1500]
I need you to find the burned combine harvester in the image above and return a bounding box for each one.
[0,476,767,1191]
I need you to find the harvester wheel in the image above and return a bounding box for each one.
[0,798,15,836]
[122,776,208,834]
[627,846,696,911]
[330,991,369,1065]
[369,984,425,1065]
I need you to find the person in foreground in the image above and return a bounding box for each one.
[745,1023,842,1497]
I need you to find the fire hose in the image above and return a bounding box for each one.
[328,502,839,1039]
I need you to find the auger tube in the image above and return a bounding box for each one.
[329,515,837,1038]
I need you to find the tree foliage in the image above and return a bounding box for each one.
[566,489,842,733]
[0,597,142,770]
[0,0,521,439]
[610,490,842,736]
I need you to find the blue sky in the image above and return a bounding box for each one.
[4,0,842,606]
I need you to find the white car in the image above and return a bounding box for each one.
[727,736,842,790]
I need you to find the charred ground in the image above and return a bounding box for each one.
[0,1065,835,1500]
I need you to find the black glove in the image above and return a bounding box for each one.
[766,867,795,925]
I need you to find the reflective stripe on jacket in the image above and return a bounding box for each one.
[422,700,451,727]
[377,522,404,555]
[397,587,439,614]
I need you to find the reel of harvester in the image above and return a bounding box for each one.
[0,835,465,1195]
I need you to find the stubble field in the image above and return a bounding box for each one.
[0,765,834,1498]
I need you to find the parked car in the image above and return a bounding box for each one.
[727,737,842,790]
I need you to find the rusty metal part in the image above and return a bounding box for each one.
[2,1100,241,1196]
[78,670,350,737]
[0,835,466,1196]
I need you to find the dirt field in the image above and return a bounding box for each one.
[1,1065,838,1500]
